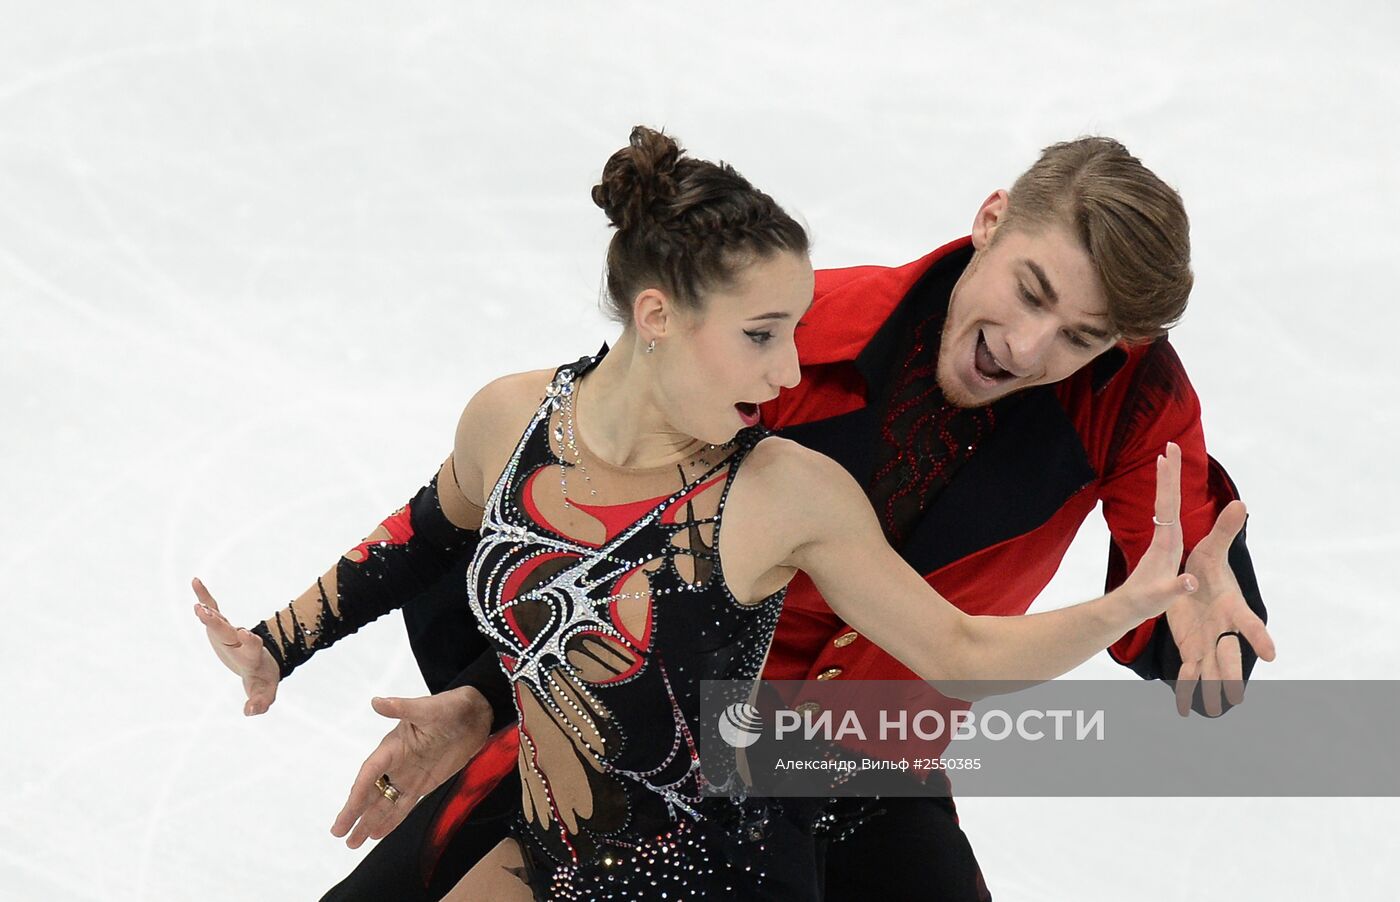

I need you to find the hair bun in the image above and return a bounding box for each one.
[591,126,683,231]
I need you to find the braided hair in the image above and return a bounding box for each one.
[592,126,809,322]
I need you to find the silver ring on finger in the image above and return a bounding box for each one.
[1152,515,1176,526]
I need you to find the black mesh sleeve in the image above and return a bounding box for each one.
[250,473,482,678]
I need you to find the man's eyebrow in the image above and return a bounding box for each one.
[1021,259,1114,339]
[1023,260,1060,305]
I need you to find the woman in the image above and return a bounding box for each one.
[195,127,1213,900]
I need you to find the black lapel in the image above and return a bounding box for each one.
[780,386,1098,575]
[852,244,972,393]
[1091,344,1129,392]
[774,248,972,491]
[899,385,1097,575]
[777,404,879,488]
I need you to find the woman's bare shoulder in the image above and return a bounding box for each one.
[458,368,560,443]
[450,367,559,503]
[467,367,559,421]
[742,435,857,494]
[739,435,876,539]
[721,435,874,583]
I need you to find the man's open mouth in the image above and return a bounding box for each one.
[974,330,1014,382]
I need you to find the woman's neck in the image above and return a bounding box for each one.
[574,335,705,469]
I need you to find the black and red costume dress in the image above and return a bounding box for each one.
[466,354,812,900]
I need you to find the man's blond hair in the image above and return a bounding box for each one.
[1003,137,1192,342]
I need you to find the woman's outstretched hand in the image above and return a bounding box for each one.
[191,576,281,716]
[1118,442,1210,622]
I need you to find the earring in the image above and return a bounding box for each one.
[645,339,656,354]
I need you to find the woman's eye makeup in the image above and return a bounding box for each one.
[744,329,775,345]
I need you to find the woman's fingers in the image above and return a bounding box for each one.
[244,670,277,715]
[192,577,281,715]
[1121,442,1189,618]
[194,601,241,647]
[1153,442,1183,532]
[1146,443,1186,577]
[191,577,220,612]
[193,579,256,659]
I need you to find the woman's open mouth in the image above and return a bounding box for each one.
[735,402,761,426]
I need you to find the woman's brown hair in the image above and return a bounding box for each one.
[592,126,809,322]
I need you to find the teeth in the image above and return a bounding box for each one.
[980,334,1011,377]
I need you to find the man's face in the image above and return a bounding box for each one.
[936,192,1121,407]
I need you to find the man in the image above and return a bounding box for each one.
[300,137,1272,900]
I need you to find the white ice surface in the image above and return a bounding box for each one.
[2,2,1397,899]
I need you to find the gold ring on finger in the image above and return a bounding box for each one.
[375,773,401,803]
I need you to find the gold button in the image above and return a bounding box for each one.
[795,701,823,717]
[833,630,858,648]
[816,667,843,681]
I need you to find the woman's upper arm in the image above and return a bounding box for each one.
[773,445,967,680]
[439,379,515,529]
[442,369,553,528]
[430,399,486,530]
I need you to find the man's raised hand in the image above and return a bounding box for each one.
[1168,499,1277,717]
[331,688,493,849]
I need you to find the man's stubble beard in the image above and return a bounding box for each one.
[935,251,991,409]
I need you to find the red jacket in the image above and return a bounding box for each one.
[757,237,1262,686]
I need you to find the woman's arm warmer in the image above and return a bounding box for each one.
[249,473,482,678]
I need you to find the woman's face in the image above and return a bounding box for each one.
[649,250,814,445]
